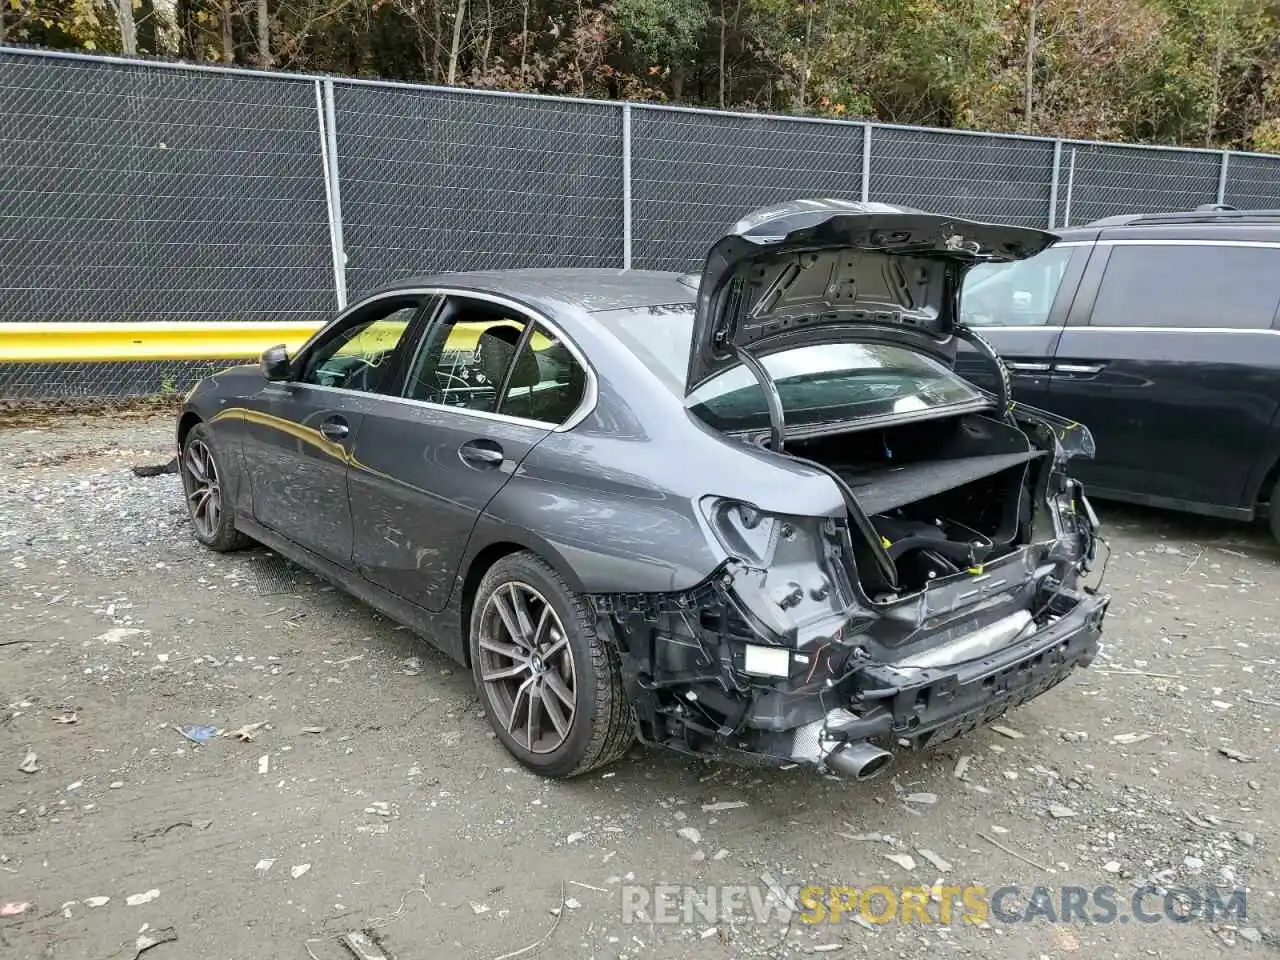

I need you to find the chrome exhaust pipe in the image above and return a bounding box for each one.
[825,741,894,781]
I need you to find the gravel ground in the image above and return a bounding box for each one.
[1,413,1278,960]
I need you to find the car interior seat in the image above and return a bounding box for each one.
[477,324,542,416]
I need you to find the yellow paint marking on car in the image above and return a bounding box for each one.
[208,408,420,492]
[211,408,350,463]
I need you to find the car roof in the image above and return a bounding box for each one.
[358,267,696,315]
[1053,207,1280,244]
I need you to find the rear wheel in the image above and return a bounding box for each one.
[1270,476,1280,547]
[469,551,633,778]
[180,422,251,553]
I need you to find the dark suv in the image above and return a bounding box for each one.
[956,206,1280,544]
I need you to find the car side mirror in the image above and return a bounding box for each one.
[260,345,292,382]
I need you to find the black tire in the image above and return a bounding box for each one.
[469,551,633,778]
[179,422,252,553]
[1270,475,1280,547]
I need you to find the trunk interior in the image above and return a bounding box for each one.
[781,412,1044,599]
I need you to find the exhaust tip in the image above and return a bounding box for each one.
[826,741,894,781]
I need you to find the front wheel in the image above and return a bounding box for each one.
[179,422,251,553]
[469,552,633,778]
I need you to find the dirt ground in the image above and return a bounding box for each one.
[1,413,1278,960]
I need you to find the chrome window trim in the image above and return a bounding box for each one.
[292,286,600,433]
[1094,238,1280,249]
[959,324,1280,335]
[1071,326,1280,335]
[300,382,565,431]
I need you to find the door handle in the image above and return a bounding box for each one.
[319,417,349,441]
[459,439,505,469]
[1006,361,1052,373]
[1053,363,1105,375]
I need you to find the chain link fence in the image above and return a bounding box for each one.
[334,81,624,297]
[4,45,1280,406]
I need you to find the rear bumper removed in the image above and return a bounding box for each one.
[789,589,1108,776]
[596,577,1109,776]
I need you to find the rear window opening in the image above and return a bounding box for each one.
[686,342,984,435]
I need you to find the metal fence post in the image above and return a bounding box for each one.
[1063,147,1077,228]
[621,103,633,270]
[319,78,348,309]
[1047,139,1063,228]
[1218,151,1230,206]
[861,122,873,201]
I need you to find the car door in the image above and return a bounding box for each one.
[954,241,1090,407]
[348,293,591,612]
[1048,239,1280,512]
[241,295,430,567]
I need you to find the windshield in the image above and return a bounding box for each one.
[594,305,986,433]
[960,245,1073,326]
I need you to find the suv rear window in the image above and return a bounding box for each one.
[1090,244,1280,329]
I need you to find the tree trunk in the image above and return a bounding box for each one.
[416,0,434,80]
[433,0,444,80]
[446,0,466,84]
[1206,0,1229,146]
[1024,0,1037,133]
[672,63,685,100]
[798,0,814,112]
[256,0,272,65]
[718,0,726,109]
[519,0,529,77]
[480,0,492,73]
[117,0,138,55]
[220,0,235,62]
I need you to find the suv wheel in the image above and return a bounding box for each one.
[469,552,633,778]
[1270,475,1280,546]
[179,423,251,552]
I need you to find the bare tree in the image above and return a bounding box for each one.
[1025,0,1037,132]
[478,0,493,72]
[1206,0,1230,145]
[718,0,727,108]
[117,0,138,54]
[446,0,466,83]
[798,0,814,111]
[256,0,273,64]
[519,0,529,77]
[220,0,235,61]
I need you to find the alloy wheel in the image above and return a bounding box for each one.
[182,438,222,539]
[477,581,577,754]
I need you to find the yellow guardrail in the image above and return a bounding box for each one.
[0,320,554,364]
[0,322,325,363]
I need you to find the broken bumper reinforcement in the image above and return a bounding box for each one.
[783,589,1110,773]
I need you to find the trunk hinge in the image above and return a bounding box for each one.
[956,323,1013,415]
[731,344,787,453]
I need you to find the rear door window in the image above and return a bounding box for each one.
[960,245,1074,326]
[1089,244,1280,329]
[402,298,531,413]
[498,323,589,425]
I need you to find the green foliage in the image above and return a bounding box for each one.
[8,0,1280,150]
[613,0,710,64]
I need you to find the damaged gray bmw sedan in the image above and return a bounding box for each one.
[176,200,1109,780]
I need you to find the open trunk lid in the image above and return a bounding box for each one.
[685,200,1058,394]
